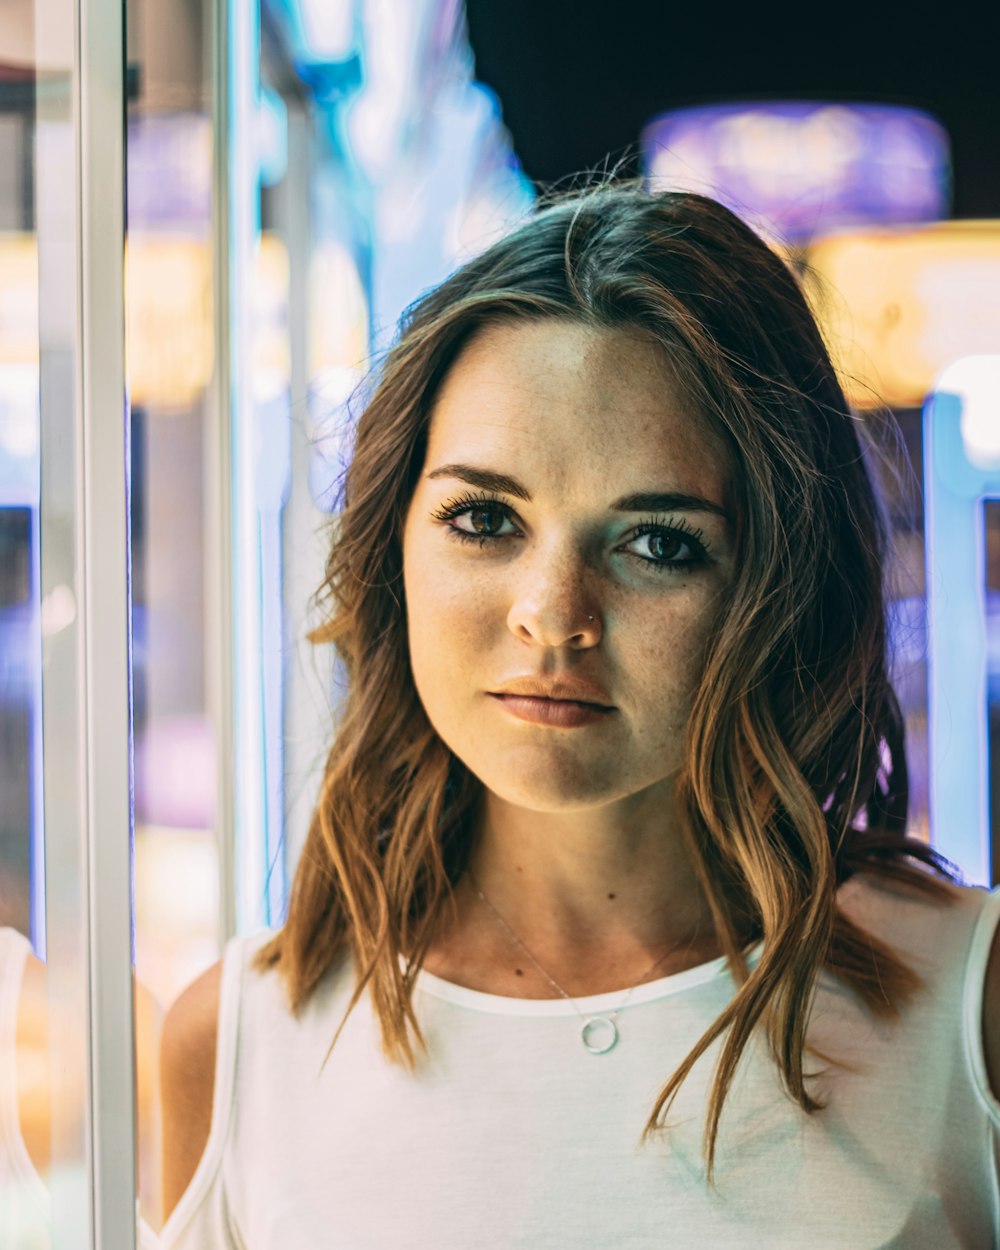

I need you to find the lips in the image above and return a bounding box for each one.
[488,676,614,709]
[487,677,616,731]
[487,693,615,728]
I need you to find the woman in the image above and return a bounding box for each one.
[158,185,1000,1248]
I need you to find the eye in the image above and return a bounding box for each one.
[431,492,520,547]
[622,518,711,574]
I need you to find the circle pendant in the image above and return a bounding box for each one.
[581,1016,619,1055]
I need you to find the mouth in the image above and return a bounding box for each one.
[488,680,614,709]
[487,693,616,727]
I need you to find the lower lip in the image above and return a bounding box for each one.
[488,694,615,727]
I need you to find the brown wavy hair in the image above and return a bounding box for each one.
[254,183,957,1176]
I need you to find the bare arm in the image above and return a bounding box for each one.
[159,961,222,1223]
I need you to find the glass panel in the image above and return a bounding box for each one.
[125,0,222,1235]
[2,0,141,1243]
[0,0,55,1241]
[264,84,340,886]
[0,0,100,1241]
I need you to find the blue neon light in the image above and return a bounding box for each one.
[924,385,1000,884]
[263,0,362,80]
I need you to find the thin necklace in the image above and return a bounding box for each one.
[465,870,684,1055]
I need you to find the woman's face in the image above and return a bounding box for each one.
[402,318,736,815]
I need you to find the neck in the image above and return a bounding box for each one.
[423,784,724,998]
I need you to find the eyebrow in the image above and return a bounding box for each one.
[425,463,731,523]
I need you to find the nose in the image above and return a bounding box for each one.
[506,548,603,648]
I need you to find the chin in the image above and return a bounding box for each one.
[459,747,640,813]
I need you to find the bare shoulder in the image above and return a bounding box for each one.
[160,959,223,1222]
[836,865,968,934]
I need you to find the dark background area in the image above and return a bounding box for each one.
[466,0,1000,218]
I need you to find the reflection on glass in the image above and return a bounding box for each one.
[126,1,223,1236]
[2,0,158,1242]
[0,932,48,1245]
[1,0,53,1240]
[0,10,49,1250]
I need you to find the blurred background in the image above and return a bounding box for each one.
[1,0,998,1242]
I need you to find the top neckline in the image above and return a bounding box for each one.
[406,875,879,1017]
[407,941,764,1016]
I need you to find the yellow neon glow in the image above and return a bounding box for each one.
[0,234,38,365]
[804,221,1000,409]
[125,235,214,409]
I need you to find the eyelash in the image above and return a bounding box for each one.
[429,490,712,574]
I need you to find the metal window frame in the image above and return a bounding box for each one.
[77,0,138,1242]
[37,0,138,1240]
[207,0,238,943]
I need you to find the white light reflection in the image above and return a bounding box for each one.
[936,355,1000,469]
[299,0,356,60]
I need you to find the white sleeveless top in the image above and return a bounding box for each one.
[158,876,1000,1249]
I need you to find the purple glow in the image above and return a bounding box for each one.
[134,715,216,829]
[641,102,950,244]
[127,114,212,234]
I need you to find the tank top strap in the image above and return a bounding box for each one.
[158,927,271,1246]
[961,884,1000,1124]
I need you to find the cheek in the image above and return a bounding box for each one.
[408,557,495,646]
[403,542,498,711]
[624,596,717,708]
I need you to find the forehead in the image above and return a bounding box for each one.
[425,318,731,502]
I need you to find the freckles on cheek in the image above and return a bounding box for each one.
[410,558,499,649]
[629,600,713,698]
